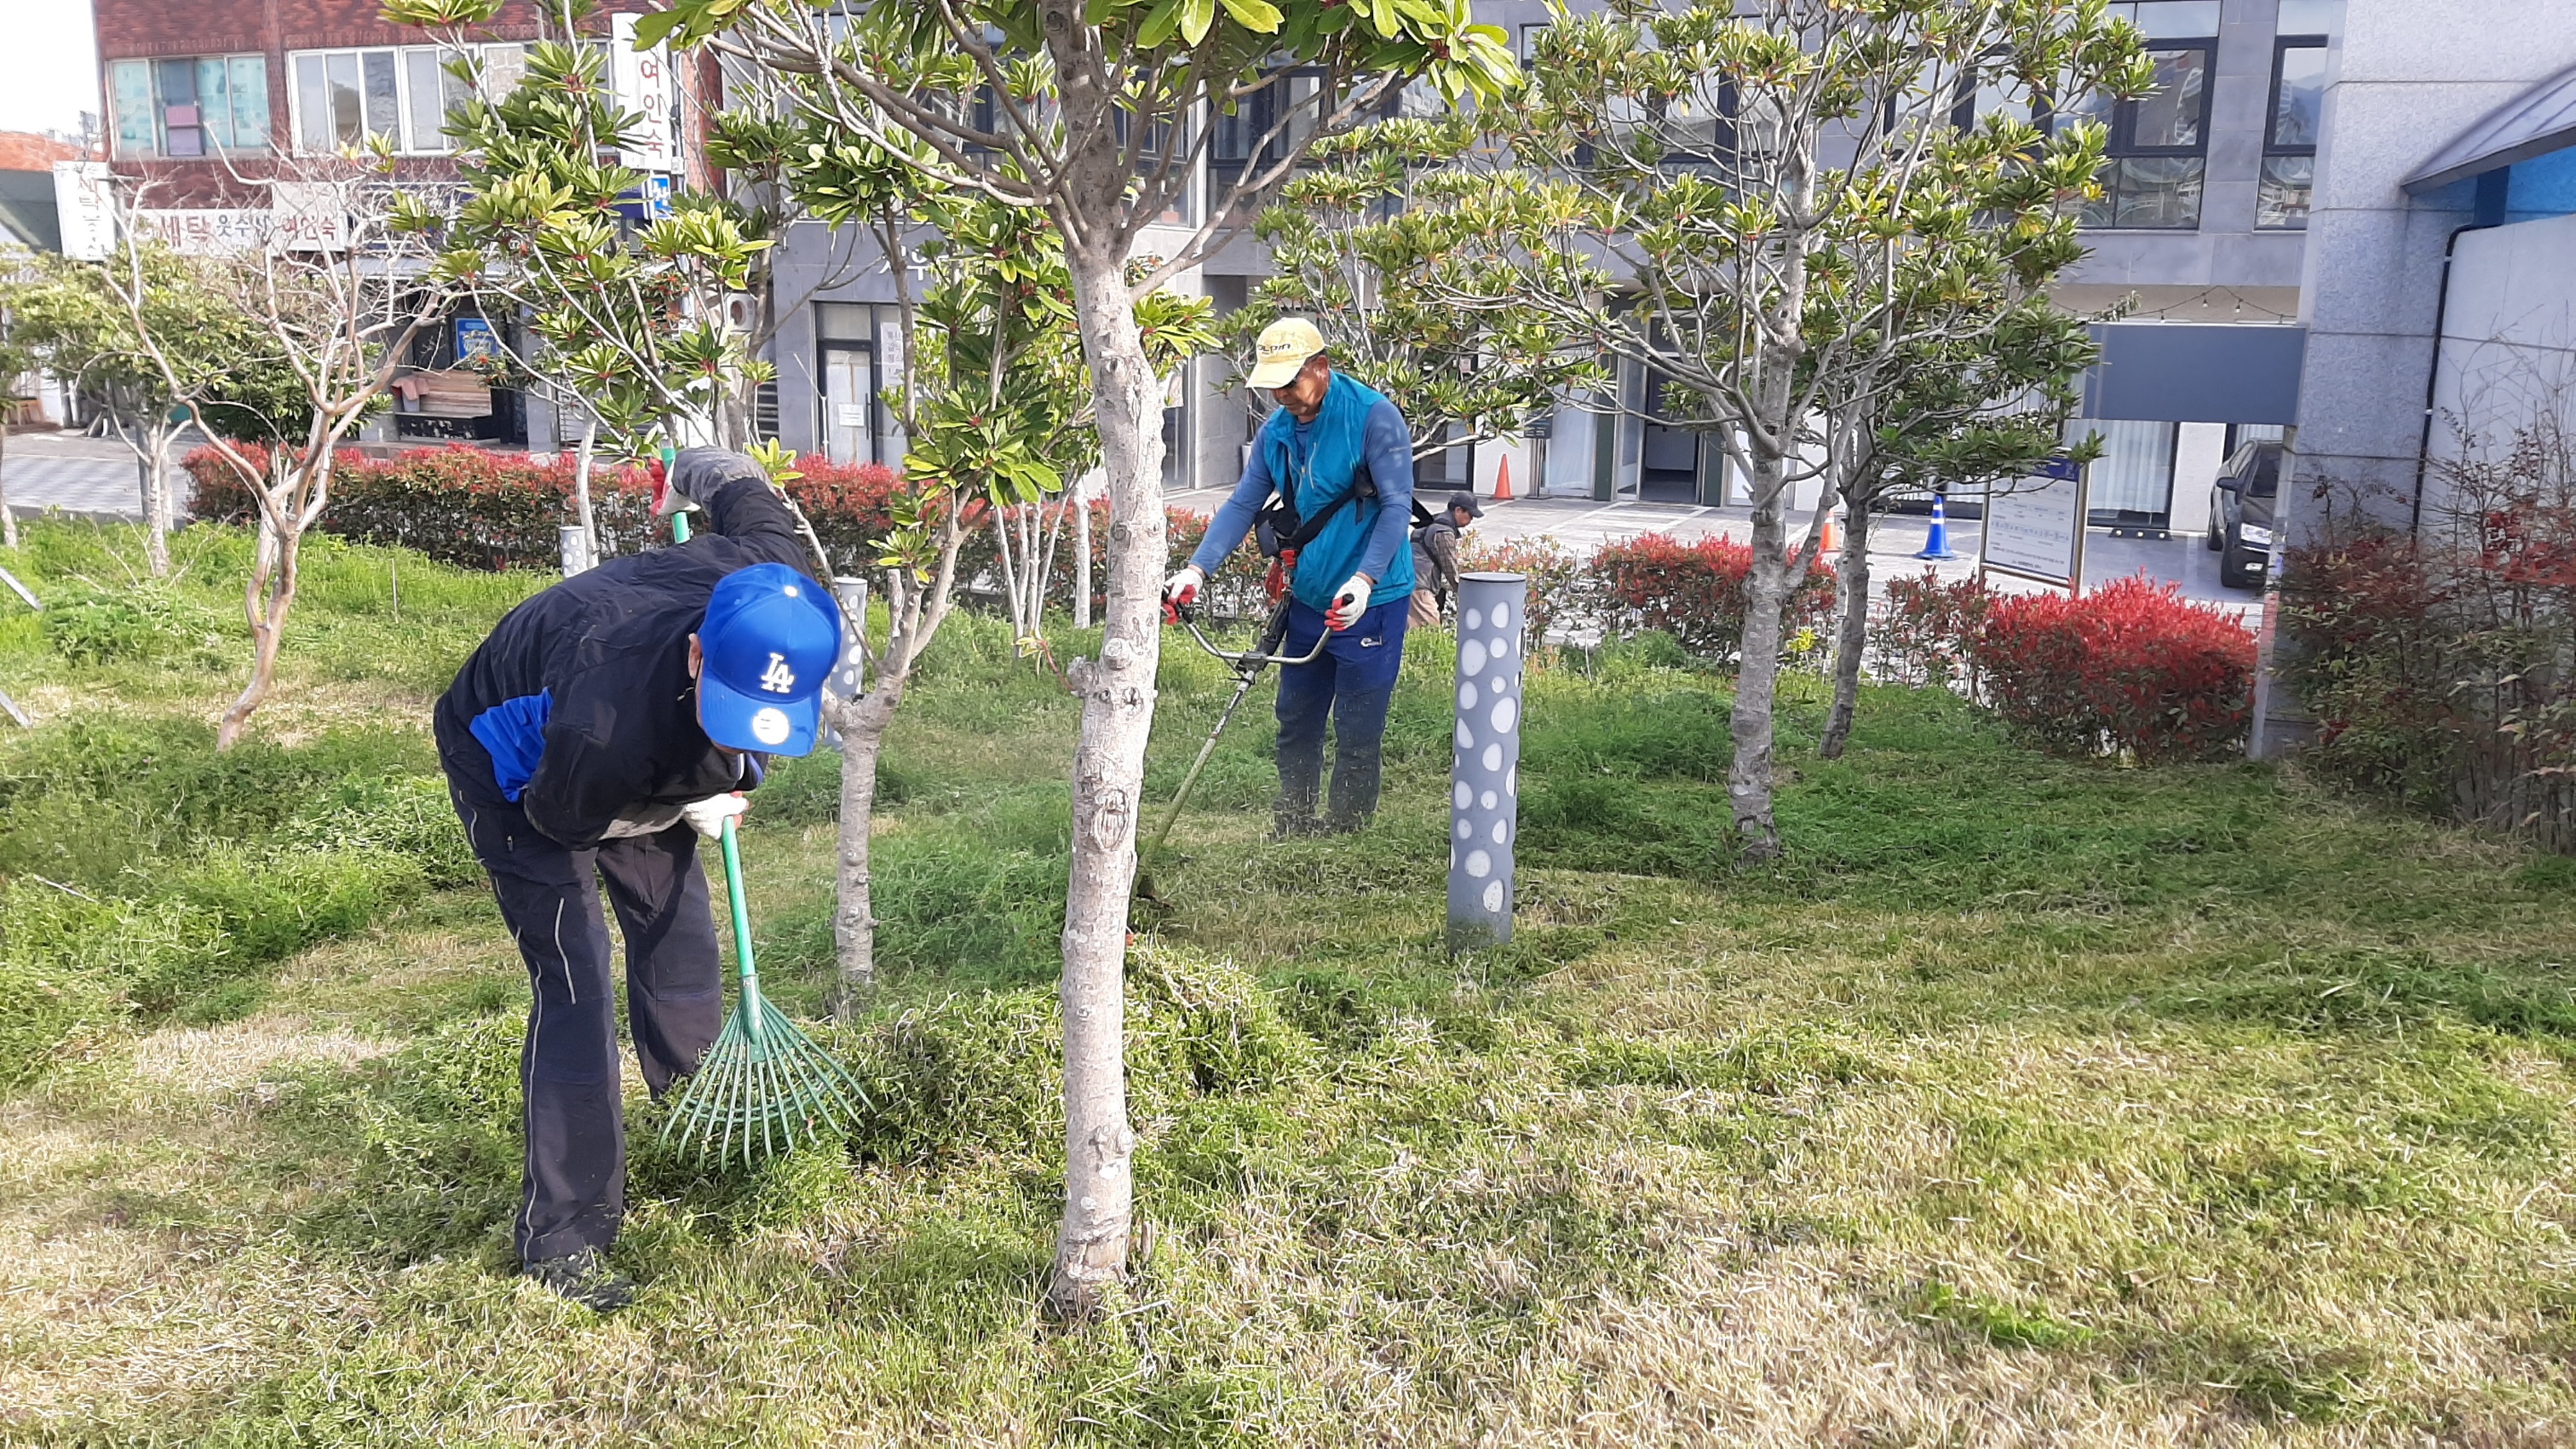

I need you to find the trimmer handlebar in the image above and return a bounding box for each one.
[1172,601,1324,670]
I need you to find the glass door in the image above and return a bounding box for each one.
[822,347,874,465]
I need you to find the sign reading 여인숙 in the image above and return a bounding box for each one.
[1978,457,2089,591]
[612,13,679,173]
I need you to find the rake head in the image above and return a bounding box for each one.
[659,988,869,1169]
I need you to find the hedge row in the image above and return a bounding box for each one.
[1880,570,2257,762]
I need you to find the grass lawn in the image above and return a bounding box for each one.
[2,520,2573,1446]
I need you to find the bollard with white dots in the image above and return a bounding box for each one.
[1449,572,1527,952]
[558,525,595,577]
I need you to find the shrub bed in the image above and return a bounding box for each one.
[1585,532,1838,661]
[2279,435,2576,849]
[1974,577,2257,762]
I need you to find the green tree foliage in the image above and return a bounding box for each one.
[1442,0,2151,856]
[1222,117,1603,463]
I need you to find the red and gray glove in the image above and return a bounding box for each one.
[1161,566,1205,623]
[1326,573,1372,631]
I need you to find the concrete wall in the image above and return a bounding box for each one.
[2423,209,2576,515]
[2283,1,2576,521]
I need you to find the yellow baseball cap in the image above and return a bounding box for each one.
[1246,318,1327,389]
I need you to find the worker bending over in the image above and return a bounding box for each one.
[434,448,840,1311]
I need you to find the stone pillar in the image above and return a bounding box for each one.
[1449,572,1527,952]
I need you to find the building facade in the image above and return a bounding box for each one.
[82,0,696,449]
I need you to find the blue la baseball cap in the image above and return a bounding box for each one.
[697,563,842,756]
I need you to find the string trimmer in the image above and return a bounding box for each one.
[1133,597,1325,903]
[661,814,870,1166]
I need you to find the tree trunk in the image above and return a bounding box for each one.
[1073,483,1093,630]
[830,678,905,1019]
[0,413,15,550]
[141,426,173,578]
[1047,239,1160,1320]
[1820,502,1871,761]
[1729,449,1791,859]
[217,504,300,751]
[573,413,599,558]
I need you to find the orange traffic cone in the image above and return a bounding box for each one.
[1492,457,1513,503]
[1819,509,1838,557]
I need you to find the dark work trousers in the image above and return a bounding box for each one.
[446,782,723,1263]
[1274,596,1407,831]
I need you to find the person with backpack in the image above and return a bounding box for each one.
[1163,319,1416,835]
[1409,489,1482,628]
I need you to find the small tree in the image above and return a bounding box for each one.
[9,248,273,574]
[0,270,37,552]
[1221,116,1603,470]
[1811,298,2104,759]
[106,158,458,748]
[669,0,1518,1314]
[1443,0,2147,856]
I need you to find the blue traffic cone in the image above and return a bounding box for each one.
[1915,492,1957,560]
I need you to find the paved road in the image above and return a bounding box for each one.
[1,431,179,524]
[1165,486,2265,624]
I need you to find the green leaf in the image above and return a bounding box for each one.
[1136,0,1186,49]
[1180,0,1216,46]
[629,8,685,50]
[1216,0,1283,33]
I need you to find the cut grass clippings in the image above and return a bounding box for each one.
[0,517,2571,1445]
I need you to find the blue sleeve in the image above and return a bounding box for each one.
[1353,400,1416,582]
[1188,428,1276,574]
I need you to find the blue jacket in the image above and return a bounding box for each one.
[1191,373,1416,609]
[433,463,807,850]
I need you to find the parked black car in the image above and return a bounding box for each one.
[2206,440,2282,590]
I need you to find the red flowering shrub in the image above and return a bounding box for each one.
[1459,535,1583,647]
[2280,418,2576,849]
[1585,532,1836,662]
[1972,575,2255,761]
[184,445,914,572]
[1880,568,1995,693]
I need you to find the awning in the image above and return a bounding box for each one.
[2404,61,2576,193]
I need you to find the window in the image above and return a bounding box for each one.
[2082,418,2180,530]
[107,55,270,158]
[2259,4,2337,229]
[2074,2,2218,229]
[290,44,523,155]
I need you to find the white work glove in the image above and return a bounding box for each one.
[1326,573,1372,631]
[679,792,747,839]
[1162,565,1205,621]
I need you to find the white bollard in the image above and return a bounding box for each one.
[1449,572,1527,952]
[557,525,594,577]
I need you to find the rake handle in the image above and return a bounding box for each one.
[717,814,768,1048]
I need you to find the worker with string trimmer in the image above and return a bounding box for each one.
[1164,319,1419,837]
[433,448,842,1312]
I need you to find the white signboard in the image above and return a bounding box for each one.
[53,162,113,261]
[1978,462,2089,591]
[131,209,272,256]
[612,12,679,173]
[270,181,351,252]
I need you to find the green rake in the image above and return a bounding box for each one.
[658,814,868,1167]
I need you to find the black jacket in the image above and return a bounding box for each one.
[434,468,814,851]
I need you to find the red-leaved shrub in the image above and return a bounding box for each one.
[2280,416,2576,849]
[1879,568,1995,693]
[1586,532,1836,661]
[1973,575,2256,761]
[1459,535,1583,647]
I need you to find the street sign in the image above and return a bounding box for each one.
[1978,457,2089,592]
[612,13,680,174]
[53,163,112,261]
[456,317,501,365]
